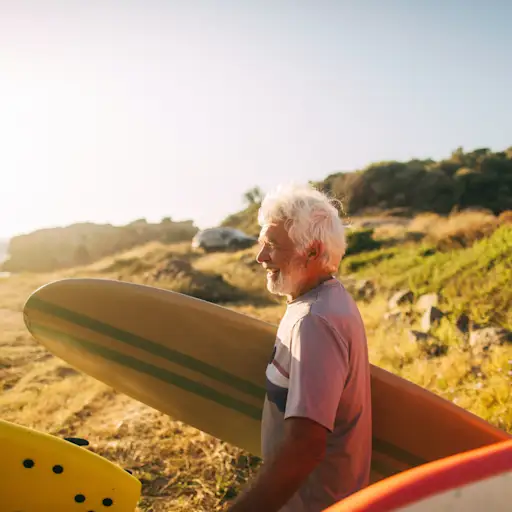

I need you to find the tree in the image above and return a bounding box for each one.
[243,186,264,206]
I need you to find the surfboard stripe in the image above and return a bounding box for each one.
[30,323,264,421]
[25,300,430,473]
[372,438,427,468]
[29,323,423,474]
[26,297,266,400]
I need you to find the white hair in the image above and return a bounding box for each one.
[257,182,347,272]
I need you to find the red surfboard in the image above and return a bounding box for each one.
[325,439,512,511]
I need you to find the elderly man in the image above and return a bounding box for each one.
[227,183,372,512]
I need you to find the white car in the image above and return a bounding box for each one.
[192,227,257,253]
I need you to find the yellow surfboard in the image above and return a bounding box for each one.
[0,418,141,511]
[23,278,511,485]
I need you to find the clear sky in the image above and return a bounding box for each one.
[1,0,511,239]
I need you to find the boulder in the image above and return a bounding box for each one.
[151,257,244,304]
[455,313,471,334]
[2,219,198,273]
[421,305,444,332]
[408,329,431,343]
[388,289,414,309]
[469,327,512,352]
[408,330,447,358]
[384,310,402,322]
[153,258,193,280]
[354,279,377,301]
[416,293,438,311]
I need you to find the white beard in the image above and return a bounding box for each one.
[266,266,306,298]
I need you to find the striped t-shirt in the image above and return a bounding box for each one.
[262,278,372,511]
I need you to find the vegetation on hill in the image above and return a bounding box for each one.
[316,146,512,216]
[220,188,262,236]
[2,218,198,273]
[222,146,512,234]
[5,145,511,275]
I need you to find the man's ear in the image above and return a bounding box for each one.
[307,241,322,260]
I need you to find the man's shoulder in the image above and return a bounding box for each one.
[281,280,361,335]
[310,280,358,318]
[291,311,341,344]
[278,306,327,338]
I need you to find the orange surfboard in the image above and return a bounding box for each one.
[325,439,512,511]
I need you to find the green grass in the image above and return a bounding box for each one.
[341,224,512,329]
[339,225,512,435]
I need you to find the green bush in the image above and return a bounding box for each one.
[345,229,382,256]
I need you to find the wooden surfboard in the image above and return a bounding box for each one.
[325,439,512,511]
[0,418,141,511]
[23,278,510,484]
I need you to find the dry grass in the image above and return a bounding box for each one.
[498,210,512,225]
[0,273,261,511]
[371,223,408,241]
[407,209,500,250]
[1,214,510,510]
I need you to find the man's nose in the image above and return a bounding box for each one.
[256,245,269,264]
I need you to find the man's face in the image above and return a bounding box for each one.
[256,222,308,298]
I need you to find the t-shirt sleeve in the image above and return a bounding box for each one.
[284,313,349,432]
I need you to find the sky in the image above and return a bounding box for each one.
[1,0,511,239]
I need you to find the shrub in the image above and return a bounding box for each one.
[345,229,382,256]
[498,210,512,225]
[407,210,499,251]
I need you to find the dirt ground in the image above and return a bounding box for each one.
[0,272,263,511]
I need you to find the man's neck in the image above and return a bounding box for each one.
[287,273,334,302]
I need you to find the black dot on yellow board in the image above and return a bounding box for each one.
[52,464,64,474]
[102,498,113,507]
[75,494,86,503]
[23,459,34,468]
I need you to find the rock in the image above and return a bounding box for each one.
[469,365,484,378]
[455,313,471,334]
[384,310,402,322]
[408,330,447,358]
[354,279,376,301]
[343,278,376,301]
[153,258,192,280]
[150,257,245,303]
[388,289,414,309]
[425,344,448,358]
[408,330,430,343]
[2,219,198,273]
[416,293,438,311]
[421,306,444,332]
[469,327,512,351]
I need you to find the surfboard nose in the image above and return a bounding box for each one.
[0,419,141,510]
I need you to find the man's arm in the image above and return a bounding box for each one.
[226,416,328,512]
[227,313,348,511]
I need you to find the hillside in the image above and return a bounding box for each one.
[2,218,198,273]
[222,146,512,234]
[0,239,8,263]
[0,210,510,511]
[4,145,511,275]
